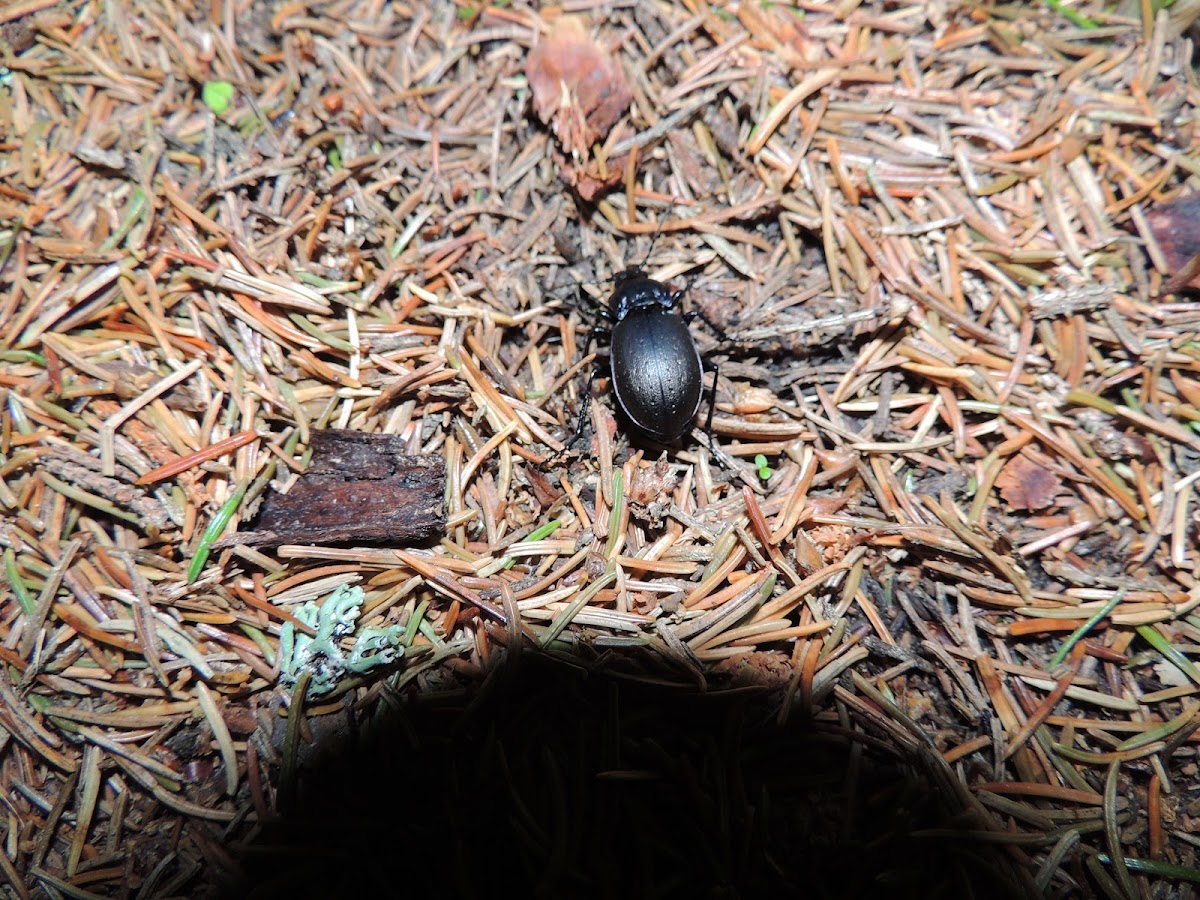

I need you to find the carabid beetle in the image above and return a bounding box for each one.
[557,262,716,455]
[609,270,704,442]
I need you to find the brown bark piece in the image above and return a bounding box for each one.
[1143,192,1200,292]
[224,430,445,547]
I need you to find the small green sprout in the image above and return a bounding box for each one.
[279,584,405,698]
[754,454,773,482]
[201,80,235,115]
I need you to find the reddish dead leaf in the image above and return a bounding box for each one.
[1143,193,1200,292]
[996,454,1062,511]
[221,704,258,737]
[526,466,564,510]
[551,146,626,201]
[587,405,618,455]
[525,16,631,160]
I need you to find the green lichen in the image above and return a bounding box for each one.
[280,584,405,698]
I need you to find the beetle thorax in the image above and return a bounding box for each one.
[610,274,676,321]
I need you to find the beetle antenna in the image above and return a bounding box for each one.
[637,216,667,272]
[549,217,664,309]
[614,215,668,283]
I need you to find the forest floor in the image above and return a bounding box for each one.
[2,0,1200,897]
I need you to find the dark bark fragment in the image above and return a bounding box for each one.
[222,430,445,547]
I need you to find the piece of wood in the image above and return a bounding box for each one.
[220,430,445,547]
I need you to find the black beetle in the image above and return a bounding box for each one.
[557,262,715,454]
[608,269,704,442]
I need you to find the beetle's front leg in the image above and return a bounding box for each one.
[547,322,609,465]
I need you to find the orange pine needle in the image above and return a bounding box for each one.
[135,430,259,485]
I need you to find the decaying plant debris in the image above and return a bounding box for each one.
[3,0,1200,896]
[217,429,446,548]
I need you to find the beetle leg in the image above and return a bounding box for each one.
[696,363,758,488]
[675,281,732,342]
[547,362,603,465]
[700,360,723,465]
[547,323,609,465]
[576,285,613,320]
[704,361,718,434]
[694,306,730,343]
[668,279,692,312]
